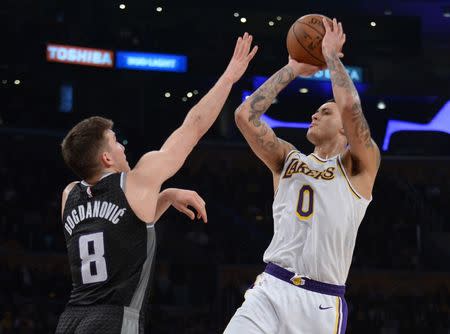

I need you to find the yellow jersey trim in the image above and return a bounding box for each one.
[333,297,341,334]
[310,153,327,164]
[309,153,340,164]
[284,149,300,164]
[337,156,362,200]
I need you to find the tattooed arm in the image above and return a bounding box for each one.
[235,59,323,173]
[322,18,380,177]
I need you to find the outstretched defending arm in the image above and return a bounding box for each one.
[127,33,258,222]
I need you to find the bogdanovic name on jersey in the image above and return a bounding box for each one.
[282,158,335,180]
[65,201,126,235]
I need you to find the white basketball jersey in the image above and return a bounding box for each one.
[263,150,371,285]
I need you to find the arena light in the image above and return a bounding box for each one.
[119,4,126,10]
[156,7,162,12]
[233,12,239,17]
[164,92,171,98]
[116,51,187,72]
[240,17,247,23]
[262,114,309,129]
[47,44,114,68]
[299,88,308,94]
[187,92,193,98]
[276,16,282,21]
[59,84,73,113]
[382,100,450,151]
[377,101,386,110]
[182,97,187,102]
[269,21,274,26]
[14,80,21,85]
[254,66,363,84]
[312,67,362,82]
[443,6,450,17]
[193,90,199,95]
[370,21,376,27]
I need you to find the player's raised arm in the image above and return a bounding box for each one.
[322,18,380,176]
[234,59,323,174]
[126,33,257,222]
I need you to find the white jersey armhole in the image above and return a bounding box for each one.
[274,149,301,197]
[284,149,301,165]
[337,155,372,203]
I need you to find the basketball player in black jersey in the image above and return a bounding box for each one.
[55,33,258,334]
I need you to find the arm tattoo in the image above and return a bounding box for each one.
[351,101,373,148]
[324,54,352,90]
[245,66,295,152]
[254,123,280,152]
[325,53,373,148]
[247,66,294,127]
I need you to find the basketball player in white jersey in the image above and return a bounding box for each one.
[225,19,380,334]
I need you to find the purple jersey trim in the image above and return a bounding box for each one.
[264,263,345,297]
[340,297,348,334]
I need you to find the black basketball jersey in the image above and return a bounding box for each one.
[62,172,156,315]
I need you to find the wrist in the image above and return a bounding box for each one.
[285,63,299,77]
[220,73,235,86]
[322,49,338,61]
[160,188,177,205]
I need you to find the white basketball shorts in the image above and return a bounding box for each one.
[224,263,348,334]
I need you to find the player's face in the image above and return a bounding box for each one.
[104,130,131,172]
[306,102,344,145]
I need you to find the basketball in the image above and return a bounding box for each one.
[286,14,333,66]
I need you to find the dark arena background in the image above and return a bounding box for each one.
[1,0,449,333]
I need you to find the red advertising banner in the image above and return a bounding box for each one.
[47,44,114,68]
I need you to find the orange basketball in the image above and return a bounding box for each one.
[286,14,333,66]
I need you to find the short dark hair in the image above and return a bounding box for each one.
[61,116,113,180]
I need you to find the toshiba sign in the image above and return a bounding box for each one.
[47,44,114,68]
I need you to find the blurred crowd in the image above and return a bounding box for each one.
[0,134,449,333]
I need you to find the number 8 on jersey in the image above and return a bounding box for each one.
[79,232,108,284]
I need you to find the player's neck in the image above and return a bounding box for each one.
[84,168,117,185]
[313,141,345,160]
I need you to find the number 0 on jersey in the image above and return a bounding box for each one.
[296,185,314,221]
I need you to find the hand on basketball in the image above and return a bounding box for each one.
[321,18,346,59]
[223,32,258,83]
[288,56,326,77]
[171,189,208,223]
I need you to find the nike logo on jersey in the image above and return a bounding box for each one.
[319,305,333,310]
[283,159,335,180]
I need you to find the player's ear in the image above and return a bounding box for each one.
[100,151,114,168]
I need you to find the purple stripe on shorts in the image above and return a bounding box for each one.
[340,297,348,334]
[264,263,345,297]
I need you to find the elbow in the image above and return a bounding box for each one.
[234,105,247,126]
